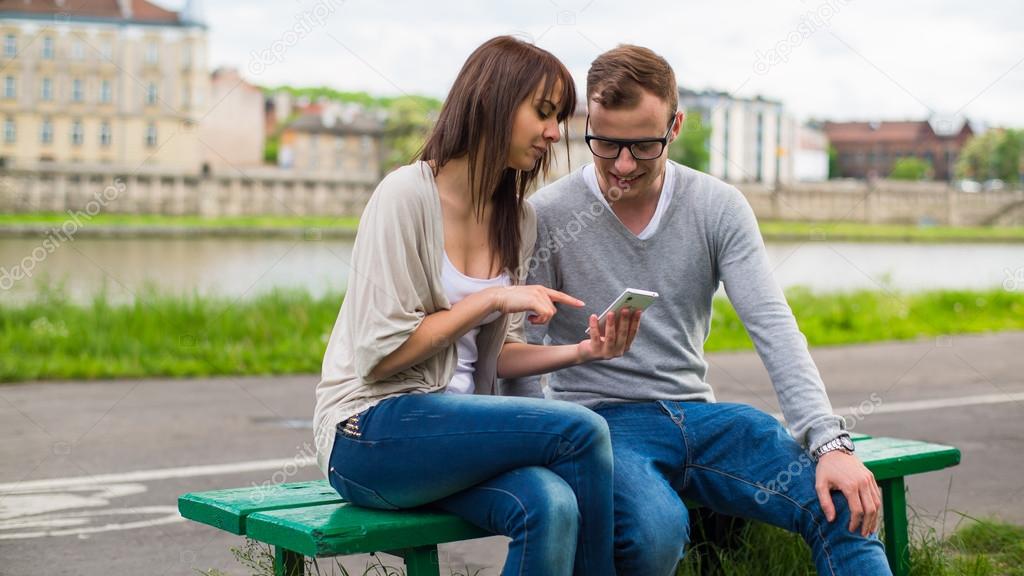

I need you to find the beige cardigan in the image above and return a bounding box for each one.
[313,162,537,476]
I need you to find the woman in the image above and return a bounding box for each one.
[314,36,641,575]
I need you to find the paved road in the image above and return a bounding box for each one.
[1,331,1022,575]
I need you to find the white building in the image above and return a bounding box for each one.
[678,87,797,186]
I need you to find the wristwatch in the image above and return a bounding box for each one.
[811,434,855,461]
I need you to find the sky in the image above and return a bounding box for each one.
[176,0,1023,127]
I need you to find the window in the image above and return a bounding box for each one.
[100,79,112,103]
[41,37,54,60]
[4,34,15,58]
[145,43,158,64]
[41,77,53,101]
[146,82,158,105]
[145,122,157,147]
[40,117,53,144]
[100,121,112,147]
[4,117,15,143]
[182,45,191,68]
[72,78,84,102]
[100,42,112,60]
[71,120,84,146]
[4,76,15,99]
[181,85,190,107]
[71,41,85,60]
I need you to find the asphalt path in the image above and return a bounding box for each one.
[2,331,1022,575]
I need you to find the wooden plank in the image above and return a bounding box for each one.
[178,480,342,534]
[245,501,490,557]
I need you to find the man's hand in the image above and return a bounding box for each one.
[815,451,882,537]
[577,308,642,362]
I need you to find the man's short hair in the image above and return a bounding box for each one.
[587,45,678,123]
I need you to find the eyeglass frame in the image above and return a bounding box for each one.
[584,114,677,161]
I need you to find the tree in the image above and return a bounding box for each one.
[828,145,840,179]
[669,111,711,172]
[889,157,933,180]
[382,96,441,171]
[956,129,1024,183]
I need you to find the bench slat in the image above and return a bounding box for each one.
[246,502,490,557]
[177,435,960,560]
[856,437,961,480]
[178,480,343,534]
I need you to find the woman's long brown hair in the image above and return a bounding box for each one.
[420,36,577,280]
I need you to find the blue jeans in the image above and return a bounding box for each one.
[594,400,892,576]
[327,393,615,576]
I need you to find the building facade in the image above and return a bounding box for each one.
[678,87,797,185]
[0,0,208,171]
[278,106,383,180]
[199,67,264,172]
[823,118,974,181]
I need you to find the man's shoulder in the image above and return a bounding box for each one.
[529,167,588,213]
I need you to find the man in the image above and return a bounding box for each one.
[505,45,892,575]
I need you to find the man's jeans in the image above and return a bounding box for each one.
[594,400,892,576]
[327,393,616,576]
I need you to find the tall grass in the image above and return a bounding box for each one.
[2,285,1023,382]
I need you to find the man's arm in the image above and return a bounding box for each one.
[714,187,880,535]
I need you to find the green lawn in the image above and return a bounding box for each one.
[2,212,1023,242]
[758,220,1024,243]
[2,286,1023,383]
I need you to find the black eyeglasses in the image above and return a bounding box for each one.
[585,115,675,160]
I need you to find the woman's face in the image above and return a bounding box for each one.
[507,80,564,171]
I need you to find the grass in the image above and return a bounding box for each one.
[758,221,1024,243]
[707,287,1024,352]
[0,212,360,231]
[2,285,1023,382]
[196,517,1024,575]
[2,212,1023,242]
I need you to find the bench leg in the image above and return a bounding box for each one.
[880,477,910,576]
[273,547,304,576]
[392,545,440,576]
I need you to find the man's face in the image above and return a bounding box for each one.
[587,90,683,203]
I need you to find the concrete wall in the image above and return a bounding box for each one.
[2,166,1023,227]
[0,165,376,218]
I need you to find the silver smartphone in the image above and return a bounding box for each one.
[585,288,659,335]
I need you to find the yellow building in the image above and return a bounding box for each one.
[0,0,208,171]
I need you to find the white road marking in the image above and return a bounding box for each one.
[771,391,1024,420]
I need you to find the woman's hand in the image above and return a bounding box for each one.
[488,285,585,324]
[577,309,642,362]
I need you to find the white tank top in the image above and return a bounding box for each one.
[441,251,510,394]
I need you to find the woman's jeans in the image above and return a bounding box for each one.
[596,400,892,576]
[327,393,615,576]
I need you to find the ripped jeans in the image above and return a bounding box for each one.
[326,393,616,576]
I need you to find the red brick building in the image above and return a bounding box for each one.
[824,119,973,181]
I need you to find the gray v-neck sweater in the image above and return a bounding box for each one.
[507,161,844,453]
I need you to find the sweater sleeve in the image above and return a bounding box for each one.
[346,167,435,383]
[714,186,846,453]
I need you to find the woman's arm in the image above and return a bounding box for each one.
[496,309,642,379]
[368,285,585,382]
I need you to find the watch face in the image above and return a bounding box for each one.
[839,435,855,452]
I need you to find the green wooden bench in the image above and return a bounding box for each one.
[178,434,959,576]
